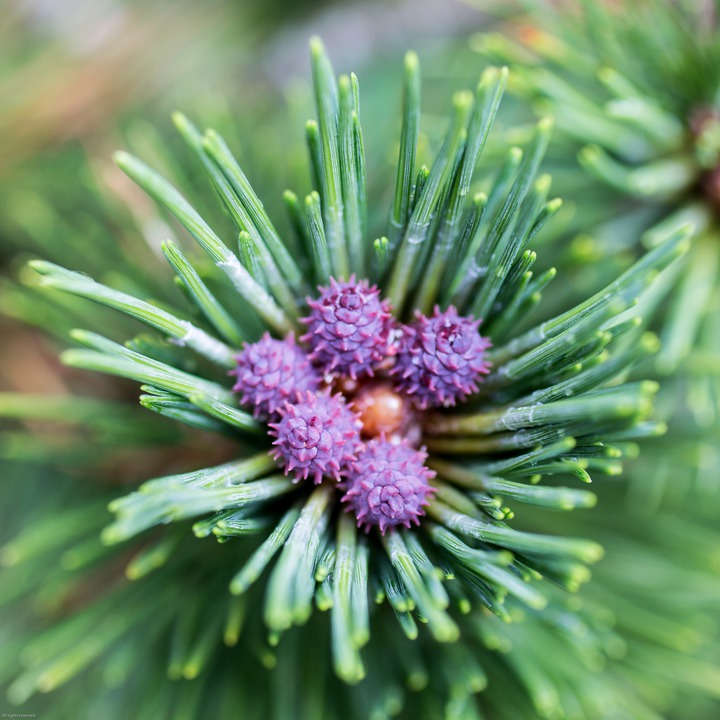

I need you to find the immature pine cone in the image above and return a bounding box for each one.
[231,333,320,419]
[269,391,362,484]
[302,276,394,379]
[342,438,436,533]
[392,306,491,408]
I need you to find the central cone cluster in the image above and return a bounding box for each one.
[231,277,491,533]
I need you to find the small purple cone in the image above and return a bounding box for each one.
[231,332,320,419]
[269,390,362,484]
[342,437,436,534]
[391,306,491,409]
[302,276,394,379]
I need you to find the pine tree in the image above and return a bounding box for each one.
[0,20,716,720]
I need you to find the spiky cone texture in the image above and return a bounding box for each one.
[231,332,321,418]
[473,0,720,439]
[392,305,492,408]
[342,438,436,533]
[269,390,361,483]
[0,37,696,720]
[302,276,394,379]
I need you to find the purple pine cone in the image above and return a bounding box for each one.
[269,391,362,484]
[301,276,393,379]
[391,306,491,409]
[231,332,320,419]
[342,438,436,534]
